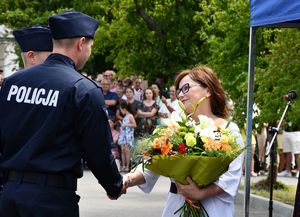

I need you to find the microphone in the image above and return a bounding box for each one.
[284,90,297,101]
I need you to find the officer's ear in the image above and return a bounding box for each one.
[78,37,86,51]
[26,51,36,64]
[27,51,35,59]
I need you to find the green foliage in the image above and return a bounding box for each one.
[255,29,300,128]
[193,0,251,128]
[1,0,300,128]
[94,0,205,81]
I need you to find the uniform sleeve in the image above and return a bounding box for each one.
[74,82,122,198]
[213,122,244,197]
[136,164,160,193]
[0,82,5,190]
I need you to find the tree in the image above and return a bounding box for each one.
[0,0,113,73]
[94,0,206,82]
[255,29,300,127]
[192,0,251,127]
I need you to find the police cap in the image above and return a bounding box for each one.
[48,11,99,40]
[13,26,53,52]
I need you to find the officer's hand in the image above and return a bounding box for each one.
[107,182,127,200]
[107,194,120,200]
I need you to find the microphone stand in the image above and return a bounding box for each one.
[265,99,293,217]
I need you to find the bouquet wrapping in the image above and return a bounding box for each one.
[146,155,234,187]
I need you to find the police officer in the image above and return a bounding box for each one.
[0,25,53,195]
[13,25,53,68]
[0,11,124,217]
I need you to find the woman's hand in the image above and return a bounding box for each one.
[123,171,146,188]
[175,177,202,201]
[123,174,131,188]
[176,177,224,201]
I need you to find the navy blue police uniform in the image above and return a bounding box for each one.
[0,11,123,217]
[0,25,53,196]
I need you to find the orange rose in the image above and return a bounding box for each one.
[152,137,172,155]
[161,140,173,155]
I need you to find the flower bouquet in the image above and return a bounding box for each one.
[133,98,244,217]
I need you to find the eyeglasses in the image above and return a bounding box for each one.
[176,83,203,97]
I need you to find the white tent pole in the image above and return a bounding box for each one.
[244,26,256,217]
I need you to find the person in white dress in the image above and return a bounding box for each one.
[123,66,244,217]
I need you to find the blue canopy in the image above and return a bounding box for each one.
[250,0,300,27]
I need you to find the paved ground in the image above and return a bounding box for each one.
[78,170,297,217]
[236,175,297,217]
[78,170,167,217]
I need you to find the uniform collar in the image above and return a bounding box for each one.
[46,53,76,69]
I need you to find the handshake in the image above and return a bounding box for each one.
[107,171,144,200]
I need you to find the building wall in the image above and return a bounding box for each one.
[0,25,19,77]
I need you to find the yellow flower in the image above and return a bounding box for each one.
[201,136,208,144]
[164,129,173,138]
[184,133,196,147]
[228,135,236,144]
[220,135,229,144]
[220,128,230,134]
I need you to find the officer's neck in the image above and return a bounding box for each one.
[52,47,79,69]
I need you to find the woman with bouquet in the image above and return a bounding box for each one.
[124,66,244,217]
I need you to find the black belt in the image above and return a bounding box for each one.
[169,182,177,194]
[7,170,77,190]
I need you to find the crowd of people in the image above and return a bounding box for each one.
[84,69,183,172]
[241,121,300,178]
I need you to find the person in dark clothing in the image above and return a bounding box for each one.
[0,25,53,195]
[294,176,300,217]
[0,11,124,217]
